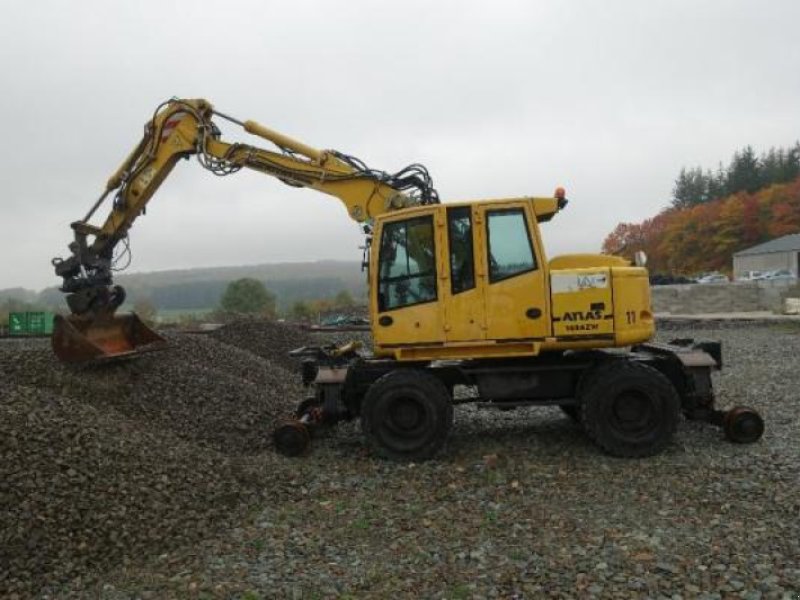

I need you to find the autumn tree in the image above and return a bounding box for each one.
[767,178,800,237]
[606,176,800,276]
[602,223,644,256]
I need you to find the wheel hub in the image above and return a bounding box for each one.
[388,398,425,432]
[273,421,311,457]
[612,391,654,433]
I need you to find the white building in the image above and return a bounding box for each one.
[733,233,800,278]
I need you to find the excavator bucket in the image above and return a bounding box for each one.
[52,313,166,364]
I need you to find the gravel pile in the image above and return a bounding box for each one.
[308,328,373,352]
[212,319,374,366]
[211,320,314,371]
[87,323,800,598]
[0,326,308,597]
[1,332,303,454]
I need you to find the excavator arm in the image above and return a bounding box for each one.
[54,98,438,314]
[51,98,438,362]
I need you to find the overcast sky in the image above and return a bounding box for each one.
[2,0,799,290]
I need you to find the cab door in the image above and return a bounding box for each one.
[477,202,549,340]
[442,205,485,341]
[371,210,446,347]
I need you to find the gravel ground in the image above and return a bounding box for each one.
[211,321,314,372]
[3,322,799,598]
[0,383,270,597]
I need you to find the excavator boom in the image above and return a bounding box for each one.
[52,98,438,363]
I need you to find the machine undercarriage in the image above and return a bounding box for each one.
[274,339,764,460]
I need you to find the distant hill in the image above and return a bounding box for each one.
[113,260,365,287]
[16,260,367,313]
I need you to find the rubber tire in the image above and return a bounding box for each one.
[361,369,453,461]
[559,404,581,422]
[580,360,679,458]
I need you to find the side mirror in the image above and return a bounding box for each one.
[360,235,372,272]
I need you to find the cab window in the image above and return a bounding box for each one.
[378,216,437,311]
[486,208,537,282]
[447,206,475,294]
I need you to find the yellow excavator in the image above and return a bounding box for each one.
[52,98,763,459]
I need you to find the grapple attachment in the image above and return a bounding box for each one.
[52,313,166,364]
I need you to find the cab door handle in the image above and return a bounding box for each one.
[525,308,542,320]
[378,315,393,327]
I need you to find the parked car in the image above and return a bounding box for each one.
[649,273,694,285]
[696,272,730,284]
[736,270,767,282]
[761,269,796,281]
[690,271,714,283]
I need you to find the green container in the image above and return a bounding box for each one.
[8,312,28,335]
[7,311,54,336]
[27,312,55,335]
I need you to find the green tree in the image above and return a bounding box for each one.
[761,147,784,186]
[673,141,800,209]
[219,278,276,316]
[706,164,728,202]
[726,146,762,194]
[289,300,313,321]
[758,144,800,187]
[778,143,800,183]
[671,167,708,209]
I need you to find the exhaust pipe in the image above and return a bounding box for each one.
[52,312,166,364]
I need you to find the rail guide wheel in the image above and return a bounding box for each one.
[273,421,312,457]
[723,406,764,444]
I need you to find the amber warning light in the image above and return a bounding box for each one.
[554,186,568,209]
